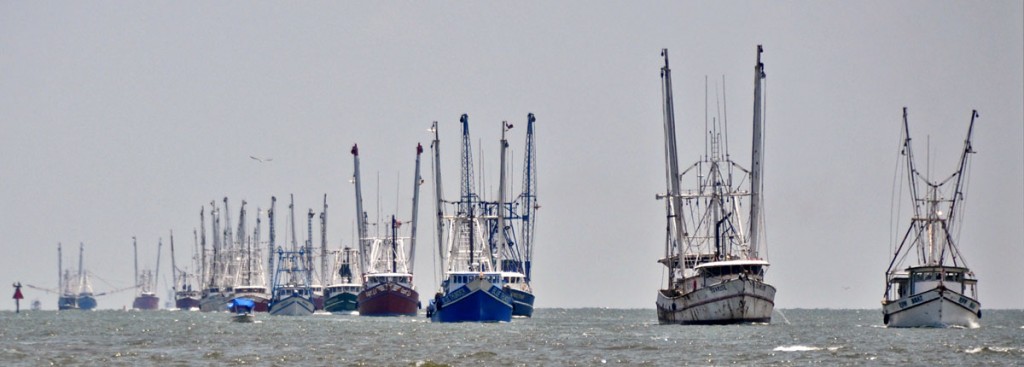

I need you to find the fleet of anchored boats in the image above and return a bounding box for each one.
[26,46,990,329]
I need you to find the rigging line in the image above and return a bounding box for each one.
[889,118,907,257]
[722,74,730,160]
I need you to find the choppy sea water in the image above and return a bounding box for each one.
[1,308,1022,366]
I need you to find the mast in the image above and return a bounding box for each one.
[430,122,446,280]
[253,208,262,286]
[307,208,315,281]
[78,242,85,292]
[659,49,687,287]
[460,114,477,269]
[391,215,398,273]
[520,113,537,280]
[57,243,62,297]
[223,198,233,254]
[171,231,178,293]
[199,207,207,289]
[268,197,277,286]
[209,201,220,288]
[945,110,979,237]
[289,194,298,252]
[133,237,139,294]
[409,143,424,274]
[320,195,328,285]
[748,45,766,259]
[352,144,370,276]
[156,237,163,295]
[497,121,511,272]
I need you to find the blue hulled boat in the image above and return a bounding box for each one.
[427,117,531,323]
[430,272,512,322]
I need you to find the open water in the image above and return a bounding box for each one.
[1,308,1022,366]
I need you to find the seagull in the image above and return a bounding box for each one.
[250,156,273,163]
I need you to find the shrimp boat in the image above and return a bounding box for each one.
[268,196,316,316]
[655,46,776,325]
[351,144,422,317]
[268,248,315,316]
[199,204,233,312]
[427,116,514,323]
[479,114,539,318]
[228,201,271,312]
[57,243,78,310]
[882,108,981,328]
[324,246,362,313]
[172,231,201,310]
[131,237,161,311]
[75,243,98,311]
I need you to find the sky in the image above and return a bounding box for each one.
[1,1,1021,311]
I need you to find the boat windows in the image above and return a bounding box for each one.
[699,264,763,278]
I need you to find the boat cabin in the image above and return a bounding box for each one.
[695,260,767,278]
[444,271,503,290]
[501,272,527,286]
[684,259,768,290]
[273,283,312,298]
[325,284,361,295]
[888,266,976,300]
[234,286,267,294]
[365,273,412,287]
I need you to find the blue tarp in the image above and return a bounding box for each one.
[228,297,255,312]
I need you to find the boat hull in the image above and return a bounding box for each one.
[269,295,315,316]
[508,287,535,318]
[77,294,97,310]
[199,292,230,312]
[58,295,78,310]
[175,292,201,310]
[883,286,980,328]
[358,282,418,316]
[132,294,160,310]
[432,280,513,323]
[324,292,359,313]
[656,278,775,325]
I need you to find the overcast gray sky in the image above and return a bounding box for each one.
[2,1,1021,311]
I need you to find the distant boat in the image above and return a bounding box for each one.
[427,116,513,323]
[267,196,315,317]
[76,243,98,311]
[229,297,256,323]
[478,115,539,318]
[57,243,78,310]
[199,203,233,312]
[229,202,271,312]
[324,246,361,313]
[351,144,421,317]
[172,230,201,311]
[268,247,315,316]
[131,237,161,311]
[882,108,981,328]
[655,46,776,324]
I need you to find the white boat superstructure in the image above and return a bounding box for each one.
[882,108,981,328]
[655,46,775,325]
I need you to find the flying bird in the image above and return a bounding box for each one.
[250,156,273,163]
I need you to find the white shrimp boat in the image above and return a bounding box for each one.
[655,46,776,325]
[881,108,981,328]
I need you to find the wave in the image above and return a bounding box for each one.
[965,346,1020,354]
[774,345,821,352]
[773,345,843,352]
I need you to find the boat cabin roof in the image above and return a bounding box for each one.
[905,265,969,274]
[366,272,412,278]
[694,259,770,270]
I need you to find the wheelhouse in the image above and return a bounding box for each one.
[365,273,413,286]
